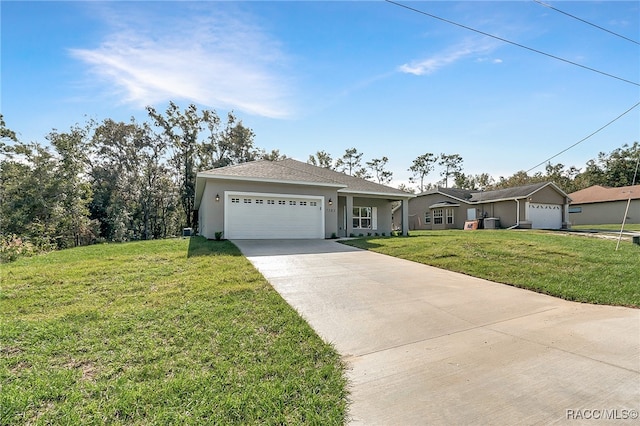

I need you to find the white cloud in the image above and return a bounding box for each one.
[70,5,293,118]
[398,39,497,75]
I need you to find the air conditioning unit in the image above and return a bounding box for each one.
[484,218,500,229]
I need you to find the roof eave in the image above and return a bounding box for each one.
[196,173,346,188]
[338,189,416,199]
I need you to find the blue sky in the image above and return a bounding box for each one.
[2,1,639,187]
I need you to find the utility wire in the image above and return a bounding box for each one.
[385,0,640,87]
[533,0,640,46]
[525,101,640,173]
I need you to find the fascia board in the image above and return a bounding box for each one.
[339,189,417,199]
[196,173,346,189]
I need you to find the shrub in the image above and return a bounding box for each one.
[214,231,223,241]
[331,232,337,239]
[0,235,37,263]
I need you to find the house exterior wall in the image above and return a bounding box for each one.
[569,200,640,225]
[406,193,468,230]
[405,186,568,231]
[475,201,519,228]
[197,179,339,239]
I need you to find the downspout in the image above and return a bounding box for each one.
[507,199,520,230]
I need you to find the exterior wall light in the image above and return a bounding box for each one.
[328,198,333,206]
[215,194,220,202]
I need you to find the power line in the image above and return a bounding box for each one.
[533,0,640,46]
[385,0,640,87]
[525,101,640,173]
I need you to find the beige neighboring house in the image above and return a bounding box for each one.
[396,182,571,231]
[194,158,414,239]
[568,184,640,225]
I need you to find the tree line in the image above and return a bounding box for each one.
[0,104,283,258]
[1,104,638,259]
[309,144,639,194]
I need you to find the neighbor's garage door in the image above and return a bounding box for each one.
[528,203,562,229]
[225,192,324,239]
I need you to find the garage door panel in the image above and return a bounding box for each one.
[528,203,562,229]
[225,193,324,239]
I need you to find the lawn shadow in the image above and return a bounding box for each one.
[187,236,243,258]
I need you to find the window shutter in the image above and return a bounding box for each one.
[372,207,378,230]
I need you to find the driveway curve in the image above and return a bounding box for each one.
[233,239,640,425]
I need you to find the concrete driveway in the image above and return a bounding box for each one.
[233,239,640,425]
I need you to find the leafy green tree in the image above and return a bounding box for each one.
[571,143,639,190]
[147,102,202,229]
[367,157,393,184]
[494,170,545,189]
[335,148,364,175]
[397,183,416,194]
[199,111,260,169]
[90,119,178,241]
[1,143,56,246]
[260,149,287,161]
[438,153,464,188]
[0,114,17,146]
[543,162,581,193]
[408,153,437,192]
[308,150,334,169]
[47,125,96,247]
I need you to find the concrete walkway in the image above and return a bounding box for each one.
[233,239,640,425]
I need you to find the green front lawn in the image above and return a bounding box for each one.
[341,230,639,308]
[571,223,640,232]
[0,237,347,425]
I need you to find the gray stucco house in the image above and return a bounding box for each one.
[194,158,414,239]
[568,184,640,225]
[397,182,571,230]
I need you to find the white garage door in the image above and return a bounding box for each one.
[224,192,324,239]
[528,203,562,229]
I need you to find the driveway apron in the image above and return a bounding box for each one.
[233,239,640,425]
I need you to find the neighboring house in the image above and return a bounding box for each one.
[194,158,414,239]
[568,184,640,225]
[396,182,571,231]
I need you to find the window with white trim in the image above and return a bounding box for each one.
[446,208,454,224]
[310,201,317,207]
[353,207,372,229]
[267,200,275,205]
[256,199,264,204]
[424,212,431,224]
[231,198,239,203]
[243,198,251,204]
[278,200,286,205]
[300,201,307,206]
[433,209,443,225]
[289,200,296,206]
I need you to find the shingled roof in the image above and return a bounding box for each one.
[569,184,640,204]
[418,182,568,204]
[197,158,412,197]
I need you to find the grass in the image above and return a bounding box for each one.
[341,230,640,308]
[571,223,640,232]
[0,237,347,425]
